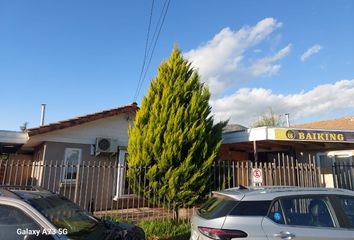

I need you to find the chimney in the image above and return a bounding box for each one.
[40,104,46,126]
[285,113,290,127]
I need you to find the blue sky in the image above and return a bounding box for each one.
[1,0,353,131]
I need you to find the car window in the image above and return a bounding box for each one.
[335,195,354,228]
[229,201,271,216]
[198,196,238,219]
[268,200,285,224]
[280,196,335,228]
[0,204,41,240]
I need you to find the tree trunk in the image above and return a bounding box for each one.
[174,207,179,222]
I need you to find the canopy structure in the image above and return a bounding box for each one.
[0,130,28,154]
[221,127,354,162]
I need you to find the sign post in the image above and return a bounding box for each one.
[252,168,263,187]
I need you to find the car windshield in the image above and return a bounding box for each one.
[26,194,98,236]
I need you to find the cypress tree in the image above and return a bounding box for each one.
[127,48,226,219]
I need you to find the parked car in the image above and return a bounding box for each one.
[0,186,145,240]
[191,186,354,240]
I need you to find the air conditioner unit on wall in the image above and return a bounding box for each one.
[95,137,119,155]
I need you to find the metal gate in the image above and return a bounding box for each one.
[332,163,354,190]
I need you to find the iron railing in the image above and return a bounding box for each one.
[0,156,321,223]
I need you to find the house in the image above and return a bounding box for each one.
[1,103,138,211]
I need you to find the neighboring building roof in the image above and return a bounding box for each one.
[223,124,247,133]
[26,103,138,137]
[293,116,354,130]
[0,130,28,144]
[0,130,28,154]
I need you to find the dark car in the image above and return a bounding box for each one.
[0,186,145,240]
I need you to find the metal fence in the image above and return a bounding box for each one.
[0,156,321,223]
[210,155,321,190]
[332,163,354,190]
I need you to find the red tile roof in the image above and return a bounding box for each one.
[293,116,354,130]
[27,103,138,136]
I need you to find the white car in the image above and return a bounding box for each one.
[191,186,354,240]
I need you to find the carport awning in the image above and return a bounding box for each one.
[222,140,354,153]
[0,130,28,154]
[222,127,354,152]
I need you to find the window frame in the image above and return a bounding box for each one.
[267,194,340,228]
[114,149,135,199]
[267,199,286,225]
[62,148,82,182]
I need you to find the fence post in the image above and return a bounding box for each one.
[332,162,338,188]
[74,160,81,203]
[232,161,235,188]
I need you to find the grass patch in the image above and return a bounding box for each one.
[138,219,190,240]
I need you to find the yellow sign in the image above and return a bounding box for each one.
[274,128,354,142]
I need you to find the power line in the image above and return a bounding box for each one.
[139,0,171,94]
[144,0,170,66]
[134,0,172,101]
[134,0,155,101]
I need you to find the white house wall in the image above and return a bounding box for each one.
[26,115,133,147]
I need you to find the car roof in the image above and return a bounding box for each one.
[213,186,354,201]
[0,186,55,200]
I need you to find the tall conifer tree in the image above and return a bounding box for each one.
[128,48,226,219]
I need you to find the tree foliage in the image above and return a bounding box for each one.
[252,108,283,127]
[127,48,226,217]
[19,122,28,132]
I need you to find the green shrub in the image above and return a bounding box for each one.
[108,215,133,224]
[138,219,190,240]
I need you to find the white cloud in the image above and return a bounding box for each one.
[300,44,323,62]
[210,79,354,126]
[183,19,349,126]
[184,18,289,96]
[248,44,291,76]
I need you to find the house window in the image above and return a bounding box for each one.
[63,148,82,181]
